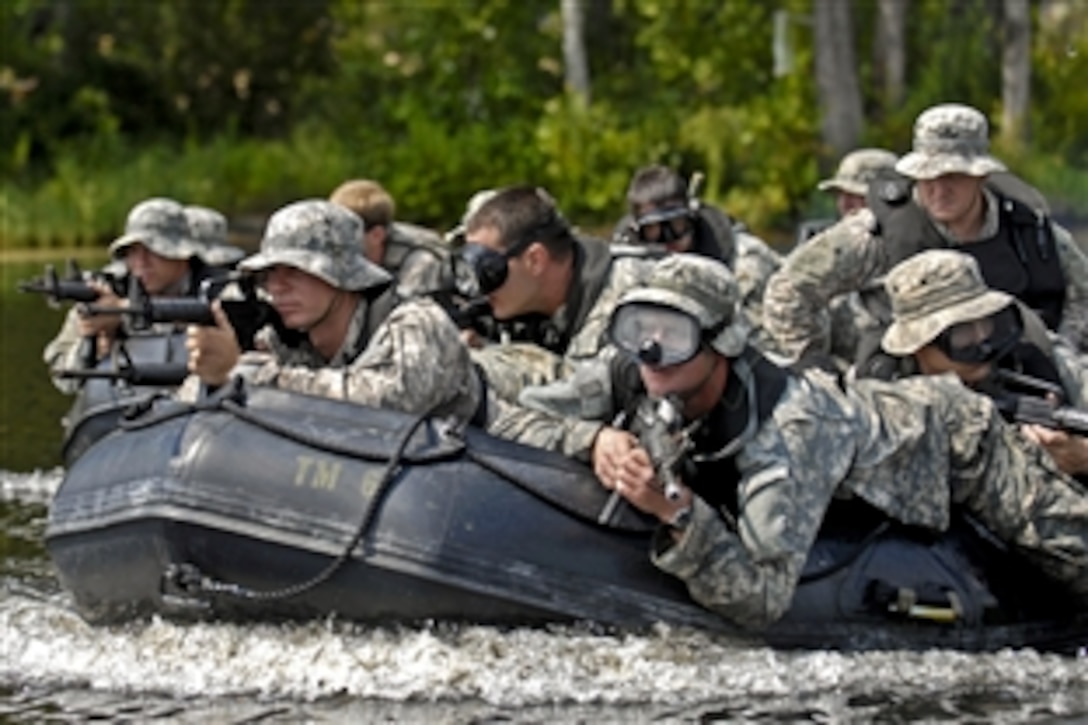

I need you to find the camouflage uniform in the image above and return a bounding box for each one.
[187,200,481,422]
[765,104,1088,362]
[497,254,1088,629]
[817,148,900,197]
[383,221,454,299]
[43,197,211,394]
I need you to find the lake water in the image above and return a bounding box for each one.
[3,252,1088,722]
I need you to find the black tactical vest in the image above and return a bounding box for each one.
[868,171,1066,330]
[512,236,616,355]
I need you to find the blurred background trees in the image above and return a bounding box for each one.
[2,0,1085,248]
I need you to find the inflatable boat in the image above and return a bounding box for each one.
[45,382,1088,652]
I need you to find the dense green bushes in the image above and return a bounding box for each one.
[2,0,1085,250]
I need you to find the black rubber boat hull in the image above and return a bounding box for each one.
[46,385,1088,652]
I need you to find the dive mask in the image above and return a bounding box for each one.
[632,205,694,245]
[935,305,1022,364]
[609,303,703,367]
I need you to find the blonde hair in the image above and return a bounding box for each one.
[329,179,395,228]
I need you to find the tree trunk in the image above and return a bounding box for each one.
[1001,0,1031,149]
[561,0,591,105]
[875,0,907,111]
[814,0,864,157]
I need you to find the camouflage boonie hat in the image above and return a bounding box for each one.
[895,103,1007,180]
[818,148,899,195]
[239,200,392,292]
[615,253,747,357]
[108,198,205,260]
[881,250,1014,355]
[184,206,246,266]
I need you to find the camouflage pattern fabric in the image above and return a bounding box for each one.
[881,249,1015,355]
[652,371,1088,628]
[818,148,899,195]
[250,296,480,421]
[109,198,208,261]
[239,200,393,293]
[732,230,782,353]
[184,205,246,267]
[895,103,1006,180]
[763,206,1088,361]
[384,221,453,298]
[499,345,1088,627]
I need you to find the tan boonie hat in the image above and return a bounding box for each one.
[239,199,392,292]
[818,149,899,196]
[184,205,246,266]
[109,198,206,260]
[881,249,1014,355]
[895,103,1007,180]
[616,253,748,356]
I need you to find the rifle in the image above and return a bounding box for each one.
[17,259,125,306]
[55,359,190,387]
[637,395,695,502]
[20,260,128,368]
[81,275,281,352]
[990,369,1088,437]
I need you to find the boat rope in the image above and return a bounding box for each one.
[163,398,446,602]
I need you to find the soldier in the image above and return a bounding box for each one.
[612,165,782,352]
[797,147,900,244]
[183,205,246,268]
[184,199,481,422]
[764,103,1088,365]
[459,185,654,401]
[329,179,452,298]
[804,149,901,368]
[497,254,1088,629]
[42,197,229,393]
[857,249,1088,479]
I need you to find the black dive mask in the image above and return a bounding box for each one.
[632,205,694,245]
[935,305,1022,364]
[459,238,534,296]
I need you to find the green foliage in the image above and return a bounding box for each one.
[2,0,1086,250]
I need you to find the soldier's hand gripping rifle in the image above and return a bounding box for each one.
[639,395,695,502]
[81,274,282,352]
[991,369,1088,436]
[19,259,128,368]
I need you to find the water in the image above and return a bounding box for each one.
[4,255,1088,722]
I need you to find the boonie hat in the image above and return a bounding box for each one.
[109,198,205,260]
[615,253,747,357]
[239,199,392,292]
[895,103,1007,180]
[184,205,246,266]
[818,148,899,196]
[881,250,1013,355]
